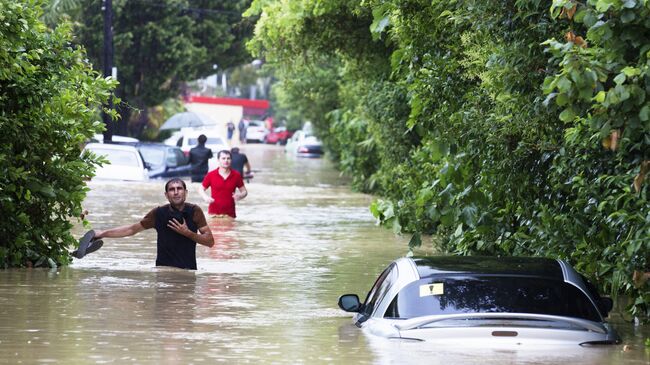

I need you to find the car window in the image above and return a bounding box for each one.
[188,137,224,146]
[92,148,140,167]
[138,147,165,166]
[207,137,224,145]
[384,276,601,322]
[176,137,183,147]
[174,149,187,165]
[165,148,178,166]
[362,263,398,317]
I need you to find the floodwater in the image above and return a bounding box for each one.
[0,144,648,364]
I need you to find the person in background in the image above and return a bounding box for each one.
[93,178,215,270]
[200,150,248,218]
[230,147,251,178]
[226,121,235,145]
[238,119,247,144]
[188,134,213,183]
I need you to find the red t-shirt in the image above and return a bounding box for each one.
[202,168,244,217]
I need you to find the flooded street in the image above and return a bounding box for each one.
[1,144,649,364]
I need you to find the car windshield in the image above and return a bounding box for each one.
[92,148,139,167]
[188,137,223,146]
[384,276,601,322]
[138,147,165,165]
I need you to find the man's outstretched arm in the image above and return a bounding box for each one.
[95,223,145,239]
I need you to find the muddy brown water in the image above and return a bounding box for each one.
[0,144,648,364]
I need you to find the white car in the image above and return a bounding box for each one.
[166,128,229,157]
[338,256,619,346]
[245,120,269,143]
[284,130,324,157]
[83,143,149,181]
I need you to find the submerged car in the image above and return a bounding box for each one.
[338,256,619,346]
[245,120,269,143]
[165,128,229,157]
[83,143,149,181]
[264,126,294,145]
[284,130,323,157]
[136,143,192,179]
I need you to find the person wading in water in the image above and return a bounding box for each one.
[93,178,215,270]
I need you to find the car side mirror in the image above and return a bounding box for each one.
[338,294,361,312]
[598,297,614,316]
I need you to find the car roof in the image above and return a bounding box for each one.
[84,142,140,151]
[92,133,139,143]
[410,256,564,280]
[179,127,223,136]
[136,142,178,149]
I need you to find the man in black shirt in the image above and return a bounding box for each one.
[230,147,251,177]
[189,134,213,183]
[93,178,214,270]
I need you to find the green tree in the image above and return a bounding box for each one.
[247,0,650,317]
[73,0,254,136]
[542,0,650,317]
[0,0,114,268]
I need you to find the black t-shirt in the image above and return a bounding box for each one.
[189,145,213,174]
[141,203,207,270]
[231,152,248,175]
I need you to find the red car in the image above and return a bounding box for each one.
[264,127,294,145]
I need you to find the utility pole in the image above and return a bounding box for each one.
[101,0,114,142]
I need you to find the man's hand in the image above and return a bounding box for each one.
[167,218,190,236]
[233,192,245,201]
[203,196,214,204]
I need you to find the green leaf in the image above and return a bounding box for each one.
[559,107,576,122]
[408,232,422,249]
[622,0,637,8]
[557,93,569,106]
[622,66,641,77]
[639,105,650,121]
[620,10,636,23]
[614,73,626,85]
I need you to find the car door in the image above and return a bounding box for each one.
[357,263,398,324]
[165,147,192,177]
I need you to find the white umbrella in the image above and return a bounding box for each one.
[159,112,215,130]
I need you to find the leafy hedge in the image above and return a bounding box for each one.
[0,0,114,268]
[248,0,650,316]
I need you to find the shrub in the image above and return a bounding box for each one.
[0,0,114,268]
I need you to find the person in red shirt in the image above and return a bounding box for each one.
[199,150,248,218]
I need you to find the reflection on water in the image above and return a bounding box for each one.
[0,145,648,364]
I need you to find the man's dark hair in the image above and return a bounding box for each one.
[165,178,187,191]
[231,147,240,154]
[198,134,207,145]
[217,149,231,158]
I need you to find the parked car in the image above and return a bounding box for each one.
[285,130,324,157]
[165,128,229,157]
[83,143,148,181]
[264,126,294,145]
[136,143,192,179]
[245,120,269,143]
[338,256,619,346]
